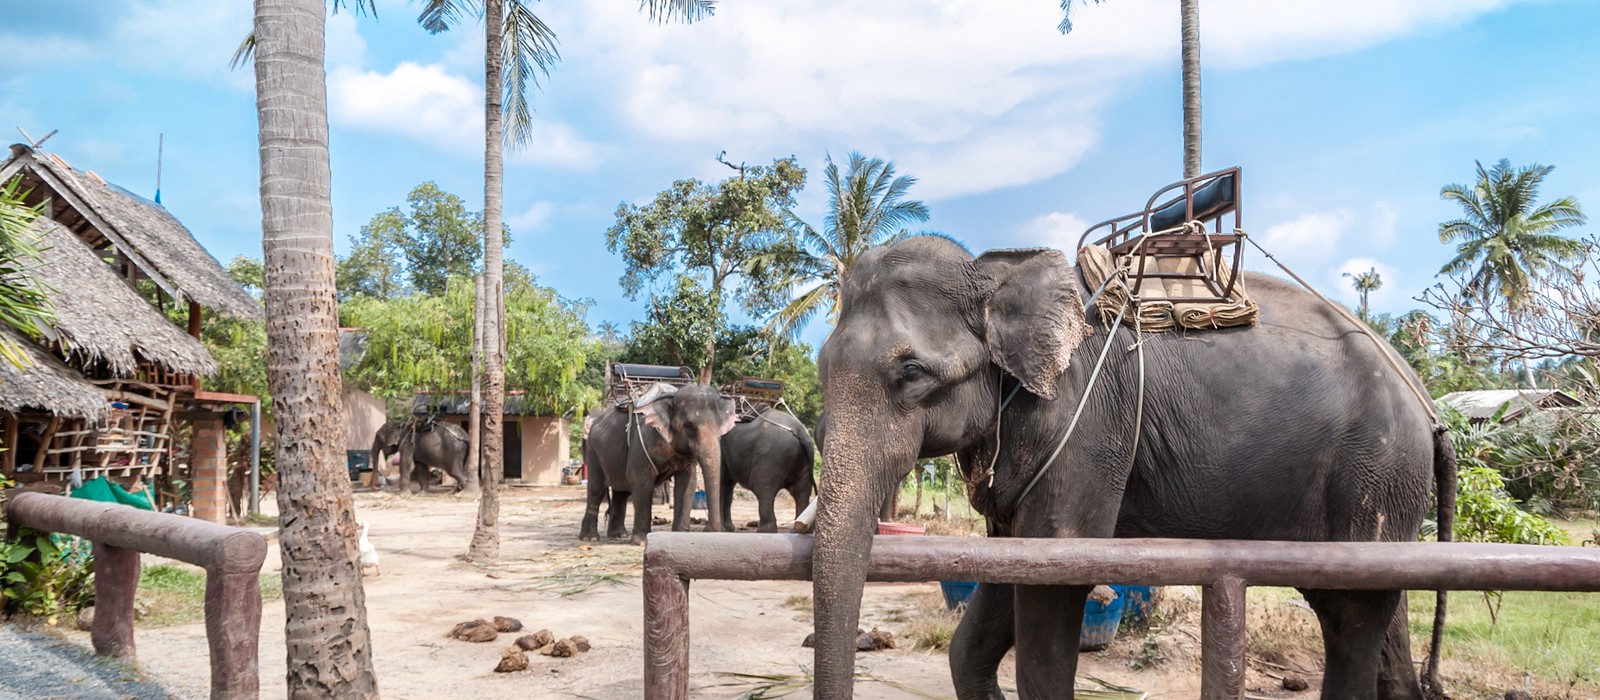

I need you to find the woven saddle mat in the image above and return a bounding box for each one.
[1077,244,1258,332]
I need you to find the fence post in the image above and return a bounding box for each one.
[205,567,263,699]
[643,549,690,700]
[90,541,140,660]
[1201,575,1248,700]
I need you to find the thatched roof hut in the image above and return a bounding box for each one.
[31,219,215,377]
[0,328,108,421]
[0,144,261,320]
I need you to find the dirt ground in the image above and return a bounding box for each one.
[54,485,1570,699]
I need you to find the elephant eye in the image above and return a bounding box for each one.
[898,361,927,382]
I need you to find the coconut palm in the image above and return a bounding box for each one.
[0,177,53,369]
[1060,0,1202,178]
[252,0,379,694]
[1343,266,1382,319]
[419,0,715,562]
[1440,159,1587,388]
[767,153,931,337]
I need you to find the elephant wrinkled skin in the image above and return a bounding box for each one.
[809,237,1454,700]
[719,407,816,533]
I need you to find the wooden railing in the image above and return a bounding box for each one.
[642,533,1600,700]
[4,492,267,700]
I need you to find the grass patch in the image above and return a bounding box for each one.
[888,590,962,651]
[1409,589,1600,692]
[782,594,813,619]
[136,564,283,628]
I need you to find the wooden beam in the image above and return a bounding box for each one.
[191,391,258,405]
[188,300,201,339]
[33,416,61,472]
[2,412,17,475]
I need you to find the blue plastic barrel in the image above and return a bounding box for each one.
[939,581,978,610]
[692,490,708,510]
[1078,589,1127,651]
[1117,585,1156,627]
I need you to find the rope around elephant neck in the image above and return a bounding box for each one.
[1016,300,1130,505]
[631,412,661,476]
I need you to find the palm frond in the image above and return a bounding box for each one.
[640,0,715,24]
[418,0,481,34]
[231,0,377,69]
[1057,0,1104,34]
[503,0,562,148]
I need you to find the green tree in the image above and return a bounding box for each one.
[401,182,486,296]
[768,152,930,337]
[1343,266,1382,319]
[0,177,54,369]
[1439,159,1587,387]
[336,209,409,301]
[251,0,379,694]
[607,156,807,378]
[623,275,720,372]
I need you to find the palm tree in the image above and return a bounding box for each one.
[420,0,715,562]
[767,153,931,337]
[0,177,53,369]
[1439,159,1587,387]
[1343,266,1382,319]
[252,0,379,695]
[1060,0,1202,178]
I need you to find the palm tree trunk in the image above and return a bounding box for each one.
[469,273,483,481]
[469,0,506,563]
[1181,0,1202,179]
[252,0,379,694]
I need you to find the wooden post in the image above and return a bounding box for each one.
[643,549,690,700]
[2,413,17,475]
[248,401,261,517]
[1201,576,1248,700]
[33,416,60,473]
[206,567,263,699]
[90,541,140,660]
[188,299,202,339]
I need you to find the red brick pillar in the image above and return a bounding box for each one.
[191,416,228,524]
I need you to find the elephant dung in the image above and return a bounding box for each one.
[568,635,591,652]
[856,628,895,652]
[517,630,556,650]
[545,638,579,658]
[494,648,529,673]
[493,616,523,633]
[1281,675,1310,692]
[448,619,499,643]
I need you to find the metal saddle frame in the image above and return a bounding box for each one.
[1078,166,1246,305]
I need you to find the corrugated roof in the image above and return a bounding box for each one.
[1436,389,1582,422]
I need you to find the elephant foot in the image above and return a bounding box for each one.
[579,532,600,543]
[628,535,647,546]
[608,531,629,541]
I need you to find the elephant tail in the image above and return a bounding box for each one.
[1423,427,1458,699]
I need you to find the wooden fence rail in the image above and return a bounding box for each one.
[4,491,268,700]
[642,532,1600,700]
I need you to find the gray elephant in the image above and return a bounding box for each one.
[815,411,896,521]
[719,407,816,533]
[580,383,735,545]
[809,237,1455,700]
[370,417,474,494]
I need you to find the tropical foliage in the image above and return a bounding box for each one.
[1439,408,1572,545]
[0,177,54,369]
[768,152,931,337]
[1438,159,1586,308]
[336,182,502,300]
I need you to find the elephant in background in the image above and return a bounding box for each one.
[809,237,1454,700]
[719,407,816,533]
[370,417,474,494]
[580,383,735,545]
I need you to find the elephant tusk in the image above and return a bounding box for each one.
[792,497,818,534]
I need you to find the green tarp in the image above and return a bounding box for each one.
[68,476,155,511]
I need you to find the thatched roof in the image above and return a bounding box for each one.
[31,219,216,376]
[0,327,108,420]
[414,392,547,416]
[1436,389,1583,423]
[1,145,262,320]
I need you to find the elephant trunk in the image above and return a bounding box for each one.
[697,431,724,534]
[812,405,917,699]
[370,432,389,481]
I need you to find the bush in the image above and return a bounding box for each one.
[0,527,95,624]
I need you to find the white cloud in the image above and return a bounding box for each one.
[539,0,1524,201]
[1016,212,1092,251]
[1260,209,1353,260]
[508,201,555,231]
[325,12,368,70]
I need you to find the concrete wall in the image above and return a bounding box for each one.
[518,416,571,485]
[342,385,388,452]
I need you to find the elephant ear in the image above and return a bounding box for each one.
[972,248,1091,400]
[717,397,738,436]
[635,396,674,443]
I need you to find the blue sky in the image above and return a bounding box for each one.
[4,0,1599,351]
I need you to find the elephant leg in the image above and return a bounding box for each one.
[399,446,419,494]
[1377,594,1425,700]
[950,582,1014,700]
[788,483,811,523]
[755,489,779,534]
[579,473,605,542]
[671,471,693,532]
[878,489,898,521]
[1013,584,1090,699]
[606,489,630,540]
[1303,589,1403,700]
[719,474,737,532]
[628,477,656,546]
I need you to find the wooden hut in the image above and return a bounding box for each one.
[1,143,261,522]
